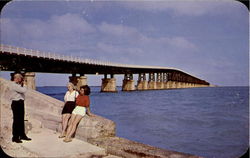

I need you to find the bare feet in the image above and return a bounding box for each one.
[58,133,66,138]
[58,135,65,138]
[63,138,72,143]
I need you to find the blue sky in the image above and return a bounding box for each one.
[0,0,249,86]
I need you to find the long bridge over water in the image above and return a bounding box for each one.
[0,44,210,92]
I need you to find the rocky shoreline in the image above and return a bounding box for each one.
[1,77,202,158]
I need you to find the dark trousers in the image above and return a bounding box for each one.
[11,100,26,139]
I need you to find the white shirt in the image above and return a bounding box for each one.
[10,82,27,101]
[64,90,79,102]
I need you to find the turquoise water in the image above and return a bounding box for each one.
[37,86,249,158]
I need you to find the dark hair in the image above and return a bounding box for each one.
[80,85,91,95]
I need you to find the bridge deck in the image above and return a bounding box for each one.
[0,44,209,85]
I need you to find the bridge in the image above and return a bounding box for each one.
[0,44,210,91]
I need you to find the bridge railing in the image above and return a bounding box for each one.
[0,44,163,69]
[0,44,115,66]
[0,44,181,70]
[0,44,209,84]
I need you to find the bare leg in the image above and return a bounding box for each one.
[59,114,71,137]
[64,114,77,139]
[64,114,82,141]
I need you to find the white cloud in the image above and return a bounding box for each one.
[97,22,197,51]
[120,0,240,16]
[98,22,143,41]
[1,13,95,40]
[1,13,96,52]
[1,12,198,65]
[49,13,95,35]
[97,42,144,55]
[167,37,197,50]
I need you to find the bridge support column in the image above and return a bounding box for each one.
[137,73,148,90]
[182,82,187,88]
[166,81,173,89]
[11,72,36,90]
[156,73,164,89]
[69,74,87,90]
[69,74,78,86]
[175,82,179,88]
[171,81,178,89]
[176,82,183,88]
[101,74,117,92]
[191,83,195,88]
[163,73,170,89]
[148,73,156,90]
[164,81,169,89]
[24,72,36,90]
[163,73,168,89]
[188,83,192,87]
[77,75,87,90]
[122,74,135,91]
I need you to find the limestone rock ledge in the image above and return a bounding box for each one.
[1,77,202,158]
[0,77,115,140]
[88,137,202,158]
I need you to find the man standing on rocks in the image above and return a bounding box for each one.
[10,73,31,143]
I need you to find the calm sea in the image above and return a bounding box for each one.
[37,86,249,158]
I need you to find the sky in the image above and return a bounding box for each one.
[0,0,249,86]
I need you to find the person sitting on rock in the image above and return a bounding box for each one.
[63,85,93,142]
[59,82,78,138]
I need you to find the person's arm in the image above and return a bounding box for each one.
[12,82,27,93]
[86,96,93,116]
[86,107,93,116]
[75,95,79,106]
[75,91,79,98]
[64,91,68,102]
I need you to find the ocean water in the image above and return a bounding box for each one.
[37,86,249,158]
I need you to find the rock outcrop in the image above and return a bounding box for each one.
[0,77,116,141]
[0,77,202,158]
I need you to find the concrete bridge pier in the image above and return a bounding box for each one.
[164,81,170,89]
[156,73,164,89]
[148,73,156,90]
[69,74,87,90]
[77,75,87,90]
[11,72,36,90]
[137,73,148,90]
[171,81,178,89]
[163,73,167,89]
[182,82,187,88]
[176,82,183,88]
[177,81,183,88]
[24,72,36,90]
[69,74,78,86]
[165,80,173,89]
[163,73,170,89]
[188,83,192,88]
[173,81,178,89]
[186,82,191,88]
[190,83,195,88]
[194,83,199,87]
[101,74,117,92]
[122,74,135,91]
[183,82,187,88]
